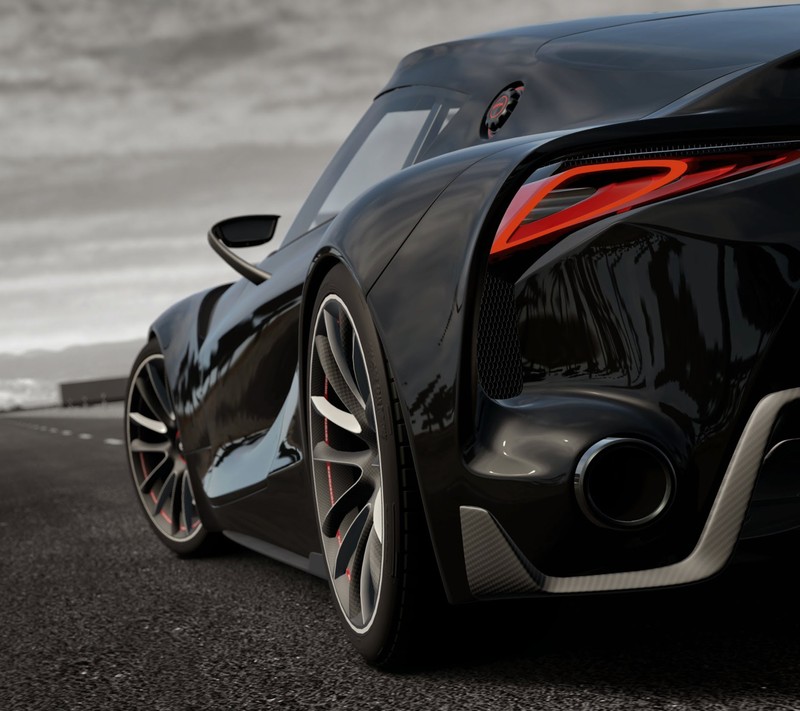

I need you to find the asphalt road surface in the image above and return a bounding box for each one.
[2,411,800,710]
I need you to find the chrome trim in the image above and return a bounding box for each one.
[461,387,800,597]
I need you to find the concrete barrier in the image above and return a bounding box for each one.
[60,377,128,407]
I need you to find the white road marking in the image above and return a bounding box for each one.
[103,438,124,446]
[78,433,93,440]
[49,427,59,434]
[61,430,72,436]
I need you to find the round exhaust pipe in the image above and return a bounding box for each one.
[574,438,675,529]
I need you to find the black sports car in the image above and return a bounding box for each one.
[125,6,800,666]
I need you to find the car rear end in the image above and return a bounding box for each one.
[366,6,800,603]
[464,133,800,597]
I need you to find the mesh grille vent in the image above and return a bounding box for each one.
[476,272,523,399]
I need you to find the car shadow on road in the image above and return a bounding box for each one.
[418,536,800,697]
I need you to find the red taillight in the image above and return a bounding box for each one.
[491,150,800,257]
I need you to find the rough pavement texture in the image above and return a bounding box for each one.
[2,414,800,710]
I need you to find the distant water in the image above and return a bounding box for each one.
[0,378,60,411]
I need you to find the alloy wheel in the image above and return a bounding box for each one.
[126,353,202,542]
[308,294,385,632]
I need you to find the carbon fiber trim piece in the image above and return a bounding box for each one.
[460,506,542,597]
[461,387,800,597]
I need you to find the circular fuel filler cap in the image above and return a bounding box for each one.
[482,83,524,139]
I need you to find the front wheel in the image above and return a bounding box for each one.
[124,339,212,556]
[307,265,441,667]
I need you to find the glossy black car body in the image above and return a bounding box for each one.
[128,5,800,662]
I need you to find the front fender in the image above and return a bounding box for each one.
[149,283,232,453]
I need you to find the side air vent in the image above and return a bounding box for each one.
[476,272,523,399]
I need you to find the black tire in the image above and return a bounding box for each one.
[307,264,442,667]
[124,338,215,556]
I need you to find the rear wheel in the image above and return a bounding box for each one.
[307,265,440,667]
[125,339,210,555]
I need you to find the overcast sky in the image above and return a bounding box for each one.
[1,0,797,361]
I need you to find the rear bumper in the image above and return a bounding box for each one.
[461,387,800,597]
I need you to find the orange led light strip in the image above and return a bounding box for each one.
[491,152,799,257]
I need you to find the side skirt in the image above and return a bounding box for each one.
[223,531,327,580]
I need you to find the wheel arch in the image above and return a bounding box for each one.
[298,250,419,457]
[299,251,433,550]
[299,250,423,468]
[298,253,352,501]
[299,251,348,372]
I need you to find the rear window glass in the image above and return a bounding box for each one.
[285,87,464,241]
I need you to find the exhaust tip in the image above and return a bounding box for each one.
[574,438,675,529]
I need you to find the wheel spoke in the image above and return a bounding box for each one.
[182,473,195,531]
[315,335,366,423]
[368,525,382,587]
[136,374,173,425]
[363,392,375,433]
[310,396,362,434]
[359,526,381,624]
[129,411,168,434]
[323,310,366,409]
[130,438,171,454]
[313,441,372,470]
[322,474,373,537]
[139,454,172,494]
[373,487,384,544]
[154,470,177,515]
[334,504,371,578]
[170,471,184,533]
[352,337,370,406]
[145,362,175,422]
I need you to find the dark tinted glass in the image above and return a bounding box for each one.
[284,87,464,243]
